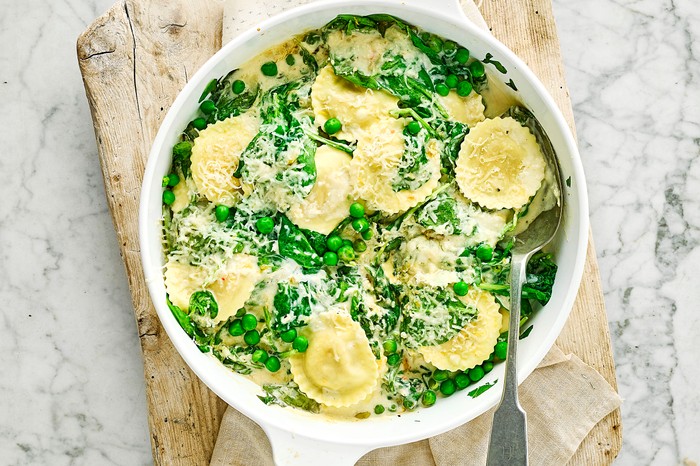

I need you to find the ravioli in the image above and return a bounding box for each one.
[207,254,261,323]
[163,260,208,311]
[419,289,502,371]
[163,255,261,323]
[350,118,441,214]
[190,113,259,207]
[455,117,546,210]
[286,145,354,234]
[311,65,399,142]
[289,311,380,407]
[438,91,486,127]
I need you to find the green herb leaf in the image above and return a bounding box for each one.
[468,380,497,398]
[278,216,323,269]
[258,383,320,413]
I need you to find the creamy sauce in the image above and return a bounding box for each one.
[162,14,559,421]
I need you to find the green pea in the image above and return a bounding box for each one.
[453,281,469,296]
[455,372,471,390]
[349,202,365,219]
[435,83,450,96]
[433,369,449,382]
[326,235,343,252]
[422,390,437,407]
[166,173,180,187]
[440,379,457,396]
[383,339,398,354]
[241,313,258,331]
[232,79,246,94]
[387,353,401,366]
[353,240,367,253]
[162,190,175,205]
[443,40,457,54]
[494,341,508,360]
[455,47,470,64]
[342,239,353,249]
[476,243,493,261]
[285,54,296,66]
[403,398,417,410]
[470,60,485,78]
[323,117,342,135]
[406,120,422,135]
[292,336,309,352]
[256,216,275,234]
[228,319,244,337]
[162,176,170,188]
[361,229,373,240]
[280,328,297,343]
[456,80,473,97]
[265,356,281,372]
[323,251,339,266]
[487,352,495,362]
[483,361,494,373]
[388,404,397,413]
[261,61,278,77]
[192,117,207,130]
[215,205,230,222]
[252,349,268,363]
[338,245,355,262]
[374,404,385,415]
[469,366,485,382]
[445,74,459,89]
[199,99,216,115]
[351,218,369,233]
[244,330,261,346]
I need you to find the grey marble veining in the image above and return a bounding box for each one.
[554,0,700,463]
[0,0,698,464]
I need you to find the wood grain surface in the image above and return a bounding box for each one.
[77,0,622,464]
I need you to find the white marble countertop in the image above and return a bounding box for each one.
[1,0,698,464]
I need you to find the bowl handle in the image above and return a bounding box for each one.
[264,425,373,466]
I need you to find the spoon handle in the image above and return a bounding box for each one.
[486,253,530,466]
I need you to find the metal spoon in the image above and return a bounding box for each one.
[485,107,564,466]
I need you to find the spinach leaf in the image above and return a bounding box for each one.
[300,228,328,256]
[166,295,213,351]
[272,281,312,332]
[435,120,468,173]
[415,191,462,234]
[468,380,497,398]
[172,140,192,178]
[258,383,320,413]
[239,80,317,204]
[167,296,196,338]
[213,346,260,375]
[206,69,260,122]
[189,290,219,319]
[392,126,432,192]
[278,216,323,269]
[401,287,476,347]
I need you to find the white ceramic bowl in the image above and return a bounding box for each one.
[139,0,589,464]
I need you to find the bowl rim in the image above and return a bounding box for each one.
[138,0,590,450]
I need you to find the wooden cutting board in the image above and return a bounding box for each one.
[77,0,622,464]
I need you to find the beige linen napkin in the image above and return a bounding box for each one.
[211,2,622,464]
